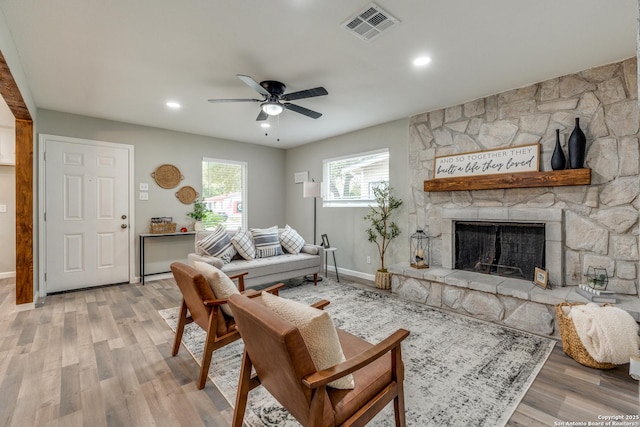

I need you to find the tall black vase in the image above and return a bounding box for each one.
[567,117,586,169]
[551,129,566,170]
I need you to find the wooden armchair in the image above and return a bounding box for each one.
[169,262,284,389]
[228,293,410,427]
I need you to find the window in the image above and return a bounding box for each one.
[201,158,247,230]
[323,149,389,207]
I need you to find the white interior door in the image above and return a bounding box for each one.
[43,136,132,293]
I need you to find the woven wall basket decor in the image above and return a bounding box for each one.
[151,164,184,189]
[176,186,198,204]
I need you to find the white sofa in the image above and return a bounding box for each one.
[187,228,324,288]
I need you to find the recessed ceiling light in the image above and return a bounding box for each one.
[166,101,181,109]
[260,123,271,128]
[413,56,432,67]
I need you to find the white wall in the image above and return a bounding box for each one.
[0,97,14,275]
[0,165,14,274]
[285,118,410,279]
[36,109,287,277]
[0,7,37,285]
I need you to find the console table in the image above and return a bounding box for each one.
[139,231,195,284]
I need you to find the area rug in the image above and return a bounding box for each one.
[159,279,555,426]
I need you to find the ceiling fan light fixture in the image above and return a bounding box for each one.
[261,101,284,116]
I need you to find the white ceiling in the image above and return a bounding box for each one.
[0,1,637,149]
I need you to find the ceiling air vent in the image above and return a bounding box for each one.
[341,3,399,42]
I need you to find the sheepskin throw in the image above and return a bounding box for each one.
[569,303,640,364]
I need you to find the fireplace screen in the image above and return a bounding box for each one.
[454,221,545,280]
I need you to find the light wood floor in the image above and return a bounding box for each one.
[0,275,637,427]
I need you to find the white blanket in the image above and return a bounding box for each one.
[569,303,640,364]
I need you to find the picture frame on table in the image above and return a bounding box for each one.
[321,234,330,249]
[533,267,549,289]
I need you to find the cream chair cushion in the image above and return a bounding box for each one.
[193,261,240,317]
[261,291,355,389]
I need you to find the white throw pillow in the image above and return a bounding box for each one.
[196,224,236,263]
[193,261,240,317]
[231,229,255,260]
[260,292,355,389]
[280,224,305,254]
[251,226,284,258]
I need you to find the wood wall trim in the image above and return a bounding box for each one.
[15,120,33,304]
[0,51,31,121]
[0,50,34,305]
[424,168,591,192]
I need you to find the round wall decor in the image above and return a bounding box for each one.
[151,164,183,189]
[176,186,198,204]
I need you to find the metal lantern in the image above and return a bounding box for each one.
[410,229,429,269]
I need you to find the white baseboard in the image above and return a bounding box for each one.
[15,302,36,312]
[139,272,173,284]
[335,267,375,283]
[0,271,16,279]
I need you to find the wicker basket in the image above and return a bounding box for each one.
[555,302,616,369]
[150,222,177,234]
[151,164,183,189]
[375,271,391,289]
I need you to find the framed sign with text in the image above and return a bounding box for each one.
[433,143,540,179]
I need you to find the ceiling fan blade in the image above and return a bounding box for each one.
[281,87,328,101]
[237,74,271,97]
[284,103,322,119]
[207,98,261,103]
[256,110,268,121]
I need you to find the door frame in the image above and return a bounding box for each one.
[38,134,135,296]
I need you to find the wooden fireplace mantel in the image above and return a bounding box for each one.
[423,168,591,192]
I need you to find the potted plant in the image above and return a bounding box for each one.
[187,198,211,231]
[364,183,403,289]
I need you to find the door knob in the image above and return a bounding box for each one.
[121,224,128,229]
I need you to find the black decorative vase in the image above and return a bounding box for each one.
[567,117,586,169]
[550,129,566,170]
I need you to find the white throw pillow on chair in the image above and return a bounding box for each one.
[193,261,240,317]
[260,291,354,389]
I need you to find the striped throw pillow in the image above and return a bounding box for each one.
[196,225,236,263]
[251,226,284,258]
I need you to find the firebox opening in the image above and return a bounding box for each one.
[454,221,545,281]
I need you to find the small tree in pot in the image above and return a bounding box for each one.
[364,183,403,289]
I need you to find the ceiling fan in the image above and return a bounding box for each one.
[208,75,328,121]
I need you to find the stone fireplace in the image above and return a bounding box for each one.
[441,208,563,286]
[388,57,640,337]
[407,57,639,297]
